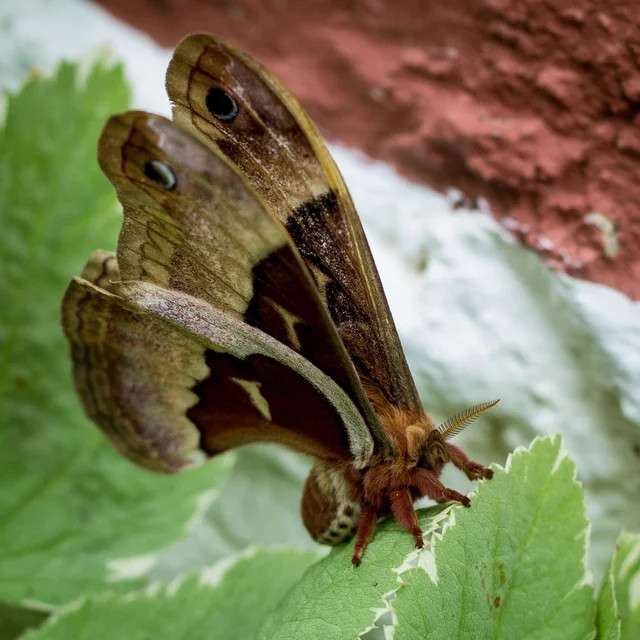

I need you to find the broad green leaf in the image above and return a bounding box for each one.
[393,435,594,640]
[150,445,315,581]
[20,548,321,640]
[257,503,455,640]
[603,531,640,640]
[0,600,49,640]
[0,62,228,606]
[259,436,594,640]
[596,544,621,640]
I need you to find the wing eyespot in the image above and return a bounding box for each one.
[206,87,238,122]
[143,160,177,190]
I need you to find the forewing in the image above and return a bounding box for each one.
[61,251,374,470]
[166,33,422,415]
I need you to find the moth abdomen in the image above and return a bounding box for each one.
[301,462,360,545]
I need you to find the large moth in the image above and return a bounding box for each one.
[61,34,498,565]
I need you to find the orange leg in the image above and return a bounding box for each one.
[446,443,493,480]
[352,507,378,566]
[389,489,423,548]
[416,469,471,507]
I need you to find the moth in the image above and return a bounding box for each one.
[61,34,498,565]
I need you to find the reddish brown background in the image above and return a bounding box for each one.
[97,0,640,298]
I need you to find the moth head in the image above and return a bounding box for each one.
[418,430,450,471]
[412,400,500,471]
[404,423,449,470]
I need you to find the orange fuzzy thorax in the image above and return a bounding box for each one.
[302,396,493,565]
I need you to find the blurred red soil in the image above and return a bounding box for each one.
[97,0,640,299]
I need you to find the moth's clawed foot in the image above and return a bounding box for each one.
[448,489,471,508]
[462,461,493,481]
[351,551,363,567]
[445,445,494,482]
[413,528,424,549]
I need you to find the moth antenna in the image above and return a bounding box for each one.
[437,399,500,440]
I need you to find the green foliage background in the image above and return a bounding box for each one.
[0,61,638,640]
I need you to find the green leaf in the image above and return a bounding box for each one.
[597,531,640,640]
[257,503,455,640]
[150,445,315,581]
[616,533,640,640]
[20,549,321,640]
[596,547,621,640]
[393,435,594,640]
[0,600,49,640]
[0,61,229,606]
[259,436,594,640]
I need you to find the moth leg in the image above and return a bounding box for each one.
[446,443,493,480]
[389,489,423,548]
[416,470,471,508]
[352,507,378,566]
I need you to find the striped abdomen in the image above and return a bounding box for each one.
[301,462,360,545]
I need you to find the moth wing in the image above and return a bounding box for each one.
[166,34,422,416]
[95,111,389,458]
[61,251,375,471]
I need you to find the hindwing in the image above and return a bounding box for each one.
[62,251,375,470]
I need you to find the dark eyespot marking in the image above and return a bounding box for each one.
[337,521,350,529]
[144,160,176,190]
[206,87,238,121]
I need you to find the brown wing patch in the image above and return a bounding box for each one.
[285,191,393,397]
[190,351,351,462]
[119,281,376,468]
[246,243,359,397]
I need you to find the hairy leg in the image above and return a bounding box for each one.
[352,507,378,566]
[416,469,471,507]
[389,488,423,548]
[446,443,493,480]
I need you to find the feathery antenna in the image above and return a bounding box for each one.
[437,399,500,440]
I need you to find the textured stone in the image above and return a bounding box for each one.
[96,0,640,300]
